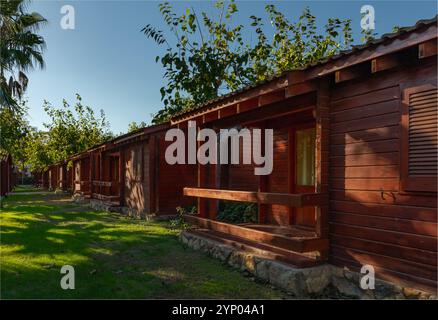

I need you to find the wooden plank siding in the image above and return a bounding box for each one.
[157,134,198,215]
[222,126,315,226]
[0,155,14,196]
[123,142,150,214]
[328,59,437,290]
[267,129,290,225]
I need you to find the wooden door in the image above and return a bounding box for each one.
[292,126,316,228]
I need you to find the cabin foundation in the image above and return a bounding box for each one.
[180,230,436,299]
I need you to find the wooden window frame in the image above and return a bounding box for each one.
[400,82,437,193]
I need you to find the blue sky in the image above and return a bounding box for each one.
[26,0,437,134]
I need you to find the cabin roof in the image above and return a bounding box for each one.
[170,15,437,122]
[68,122,170,161]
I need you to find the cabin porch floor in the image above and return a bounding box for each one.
[183,214,329,268]
[187,228,323,268]
[237,223,317,239]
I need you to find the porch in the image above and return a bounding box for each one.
[72,156,91,197]
[90,150,122,207]
[175,82,330,268]
[183,188,329,266]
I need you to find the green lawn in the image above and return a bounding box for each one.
[0,192,285,299]
[10,185,43,193]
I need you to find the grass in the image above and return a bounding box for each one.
[10,185,43,193]
[0,191,286,299]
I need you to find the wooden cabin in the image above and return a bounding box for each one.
[37,17,436,293]
[32,170,43,187]
[56,162,71,191]
[1,154,15,197]
[47,164,57,190]
[68,123,197,217]
[104,123,196,216]
[40,169,49,189]
[71,152,91,197]
[168,18,438,292]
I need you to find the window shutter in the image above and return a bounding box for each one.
[408,88,437,175]
[401,83,437,192]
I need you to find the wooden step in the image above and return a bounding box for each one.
[184,214,329,254]
[189,229,323,268]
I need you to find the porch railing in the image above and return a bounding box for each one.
[91,180,120,204]
[183,187,327,207]
[183,187,329,257]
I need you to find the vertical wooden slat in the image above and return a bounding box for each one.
[197,125,207,217]
[315,80,330,251]
[207,129,219,219]
[119,148,124,206]
[148,135,156,214]
[89,154,92,196]
[259,122,268,223]
[155,135,161,213]
[288,127,296,225]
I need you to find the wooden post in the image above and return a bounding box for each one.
[154,135,160,213]
[258,122,268,223]
[119,149,124,206]
[149,135,156,214]
[206,128,219,219]
[197,124,207,217]
[88,153,92,197]
[315,80,330,260]
[288,127,296,225]
[99,152,103,197]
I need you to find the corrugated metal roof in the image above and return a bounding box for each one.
[172,15,437,119]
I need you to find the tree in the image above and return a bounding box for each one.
[0,0,46,110]
[248,6,353,80]
[143,1,251,124]
[143,1,354,123]
[127,121,148,133]
[42,94,113,165]
[22,128,52,171]
[0,99,30,160]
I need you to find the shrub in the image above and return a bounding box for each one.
[216,201,257,224]
[169,205,197,229]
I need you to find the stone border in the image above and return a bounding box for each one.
[117,206,176,221]
[179,230,437,299]
[71,192,89,204]
[85,198,177,221]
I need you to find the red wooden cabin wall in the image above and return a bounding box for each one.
[328,59,437,290]
[123,142,149,214]
[157,134,197,215]
[0,156,13,196]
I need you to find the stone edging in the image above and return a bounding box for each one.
[179,230,437,299]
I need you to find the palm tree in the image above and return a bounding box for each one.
[0,0,46,109]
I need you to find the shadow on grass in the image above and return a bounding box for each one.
[1,193,285,299]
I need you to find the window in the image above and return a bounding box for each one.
[296,127,316,186]
[401,83,437,192]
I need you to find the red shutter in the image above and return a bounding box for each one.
[401,83,437,192]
